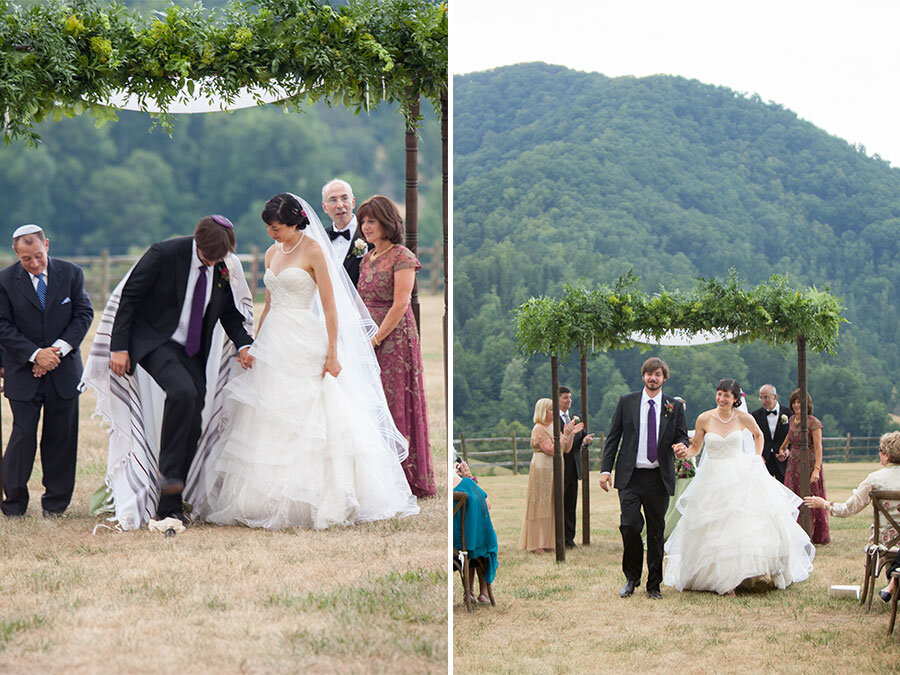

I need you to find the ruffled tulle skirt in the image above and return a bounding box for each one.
[663,451,814,594]
[202,304,419,530]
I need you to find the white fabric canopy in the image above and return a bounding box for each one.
[103,81,291,113]
[628,329,741,346]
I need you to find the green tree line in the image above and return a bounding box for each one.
[454,62,900,439]
[1,0,443,254]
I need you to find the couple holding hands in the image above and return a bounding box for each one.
[600,358,814,598]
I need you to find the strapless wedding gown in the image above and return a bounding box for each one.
[202,267,419,530]
[663,430,814,594]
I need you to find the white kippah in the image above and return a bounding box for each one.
[12,224,43,238]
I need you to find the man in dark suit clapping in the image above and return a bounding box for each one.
[750,384,790,483]
[0,224,94,518]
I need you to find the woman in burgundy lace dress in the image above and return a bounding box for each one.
[356,196,436,497]
[779,389,830,544]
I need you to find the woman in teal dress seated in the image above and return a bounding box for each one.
[453,468,498,605]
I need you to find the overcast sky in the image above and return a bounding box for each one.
[451,0,900,167]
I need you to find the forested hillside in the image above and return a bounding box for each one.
[454,62,900,438]
[1,0,442,254]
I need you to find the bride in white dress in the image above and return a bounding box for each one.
[200,193,419,530]
[665,378,814,595]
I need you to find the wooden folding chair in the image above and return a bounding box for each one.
[453,491,472,612]
[861,490,900,612]
[888,569,900,638]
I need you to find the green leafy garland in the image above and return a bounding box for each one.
[516,270,847,358]
[0,0,447,144]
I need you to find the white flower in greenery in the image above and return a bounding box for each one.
[780,414,789,425]
[353,238,368,256]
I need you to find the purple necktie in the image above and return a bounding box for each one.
[647,399,658,463]
[185,264,207,357]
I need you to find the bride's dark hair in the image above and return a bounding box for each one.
[262,193,310,230]
[716,378,742,408]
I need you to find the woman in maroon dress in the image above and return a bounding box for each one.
[356,195,436,497]
[779,389,830,544]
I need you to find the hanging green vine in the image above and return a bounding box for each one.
[0,0,447,144]
[516,270,847,358]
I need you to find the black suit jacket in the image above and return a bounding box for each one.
[326,225,373,287]
[0,258,93,401]
[750,403,790,465]
[110,237,252,372]
[600,391,689,496]
[559,411,584,479]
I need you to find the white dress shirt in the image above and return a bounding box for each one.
[170,241,213,346]
[327,215,358,264]
[764,404,779,437]
[27,260,73,363]
[636,389,662,469]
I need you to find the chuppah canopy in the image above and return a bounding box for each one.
[515,269,846,560]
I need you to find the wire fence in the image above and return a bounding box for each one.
[452,432,883,476]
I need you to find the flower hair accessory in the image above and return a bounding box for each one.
[210,214,234,229]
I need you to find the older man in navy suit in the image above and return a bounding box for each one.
[0,225,93,518]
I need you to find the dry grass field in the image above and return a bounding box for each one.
[0,294,448,673]
[454,461,899,673]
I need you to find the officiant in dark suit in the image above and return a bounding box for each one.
[321,179,372,286]
[599,357,689,599]
[0,224,93,518]
[109,216,254,522]
[750,384,790,483]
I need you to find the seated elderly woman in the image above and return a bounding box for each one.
[804,430,900,601]
[453,466,498,605]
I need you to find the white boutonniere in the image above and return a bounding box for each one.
[353,238,368,257]
[780,414,788,425]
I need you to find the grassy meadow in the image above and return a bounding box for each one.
[454,461,899,673]
[0,294,448,673]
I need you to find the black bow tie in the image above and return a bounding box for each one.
[766,409,778,415]
[328,228,350,241]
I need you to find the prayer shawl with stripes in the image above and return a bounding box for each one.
[80,253,254,530]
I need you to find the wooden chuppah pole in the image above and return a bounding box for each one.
[404,88,421,334]
[798,335,812,535]
[441,88,448,426]
[551,355,566,562]
[580,352,590,546]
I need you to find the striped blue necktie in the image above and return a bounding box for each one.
[36,273,46,310]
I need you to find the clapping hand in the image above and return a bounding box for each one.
[581,433,595,447]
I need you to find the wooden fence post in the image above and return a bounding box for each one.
[459,433,467,463]
[250,246,260,299]
[845,433,851,462]
[100,248,110,301]
[511,432,518,475]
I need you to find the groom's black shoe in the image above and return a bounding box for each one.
[159,477,184,496]
[620,579,639,598]
[647,589,663,600]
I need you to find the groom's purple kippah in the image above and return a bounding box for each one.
[210,214,234,229]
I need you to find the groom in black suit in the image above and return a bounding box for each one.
[0,225,93,518]
[600,357,689,599]
[109,217,254,522]
[750,384,790,483]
